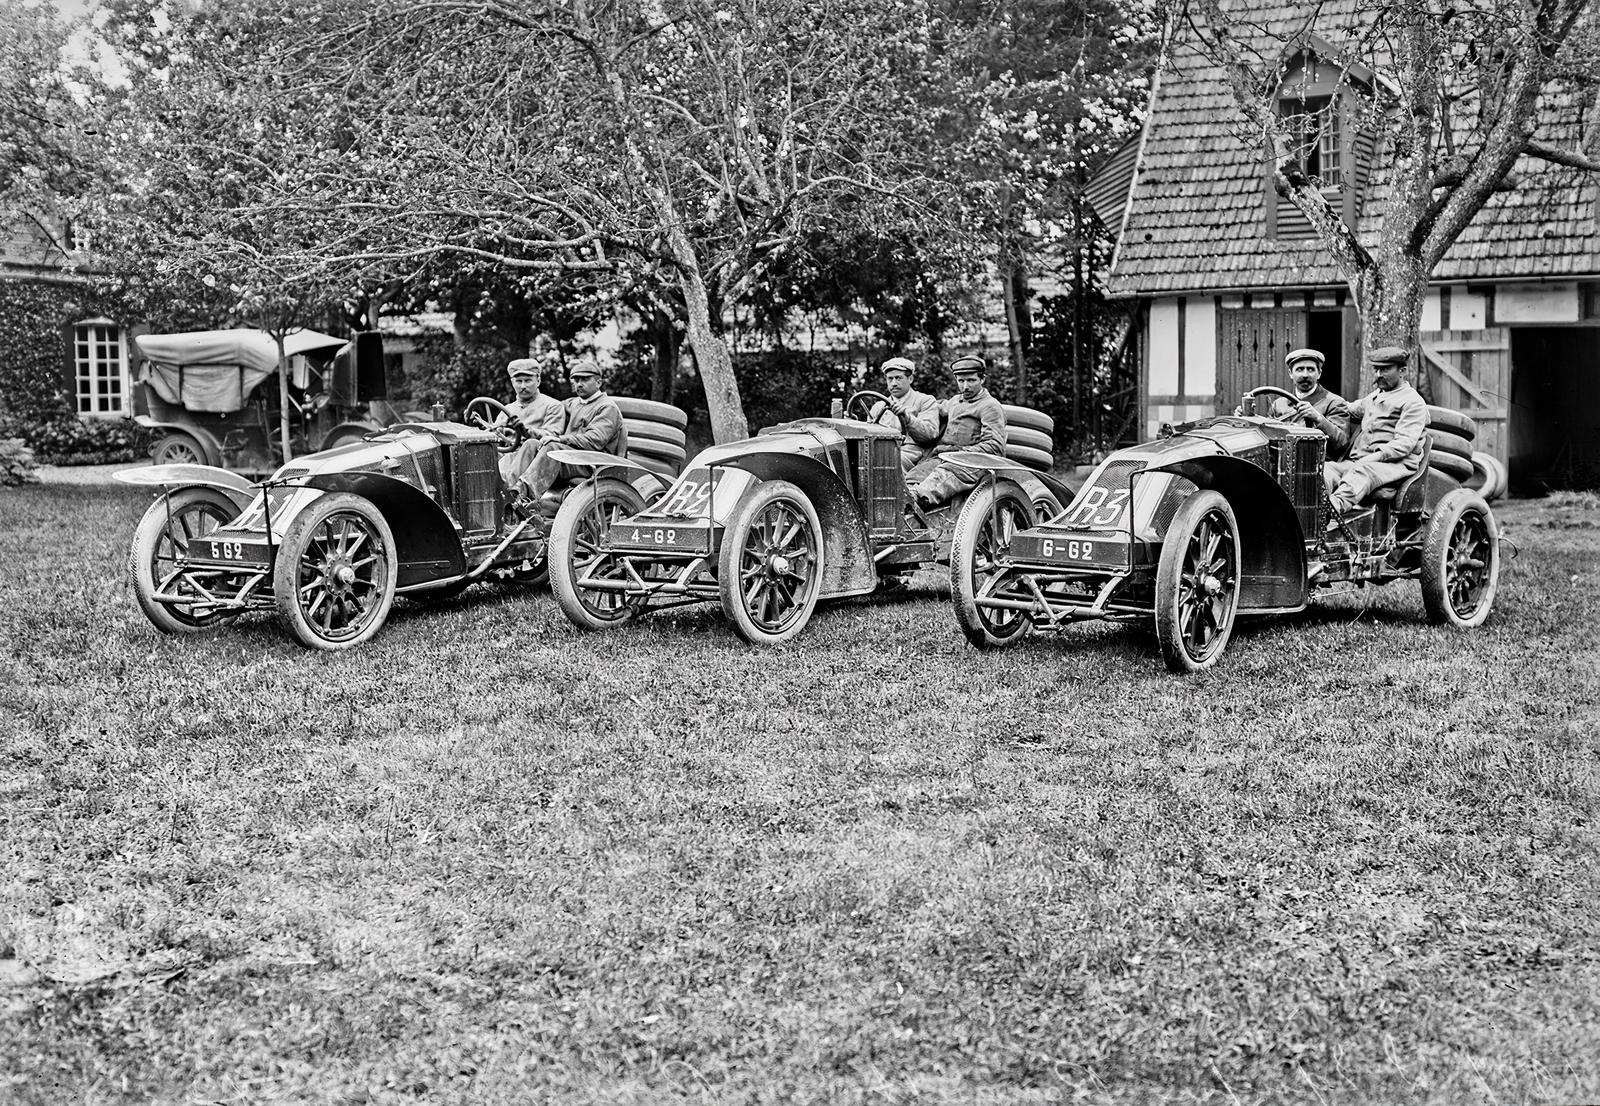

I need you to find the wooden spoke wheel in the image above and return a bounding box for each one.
[273,493,398,650]
[950,481,1036,648]
[718,480,823,645]
[1154,490,1240,673]
[128,488,242,633]
[1421,488,1499,628]
[550,478,649,630]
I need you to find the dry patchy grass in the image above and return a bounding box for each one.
[1,484,1598,1104]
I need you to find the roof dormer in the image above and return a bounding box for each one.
[1266,38,1382,240]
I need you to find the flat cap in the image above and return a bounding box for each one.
[881,356,916,374]
[506,357,541,378]
[567,361,601,378]
[1285,347,1325,367]
[950,354,987,375]
[1366,346,1411,366]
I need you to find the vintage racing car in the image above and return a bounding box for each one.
[949,386,1502,672]
[545,394,1077,644]
[117,400,669,650]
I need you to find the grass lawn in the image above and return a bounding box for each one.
[2,481,1597,1105]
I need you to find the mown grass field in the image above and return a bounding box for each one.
[1,481,1597,1105]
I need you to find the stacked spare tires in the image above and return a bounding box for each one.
[1001,405,1056,472]
[617,397,690,480]
[1425,405,1507,501]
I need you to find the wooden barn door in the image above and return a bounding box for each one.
[1419,329,1510,466]
[1216,308,1307,413]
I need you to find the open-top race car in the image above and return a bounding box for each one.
[545,393,1077,644]
[949,386,1502,672]
[116,397,680,650]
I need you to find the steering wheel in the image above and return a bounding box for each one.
[1241,386,1301,418]
[463,396,529,453]
[844,390,891,422]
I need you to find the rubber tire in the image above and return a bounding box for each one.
[950,481,1036,649]
[1466,451,1494,492]
[1421,488,1499,628]
[629,452,681,478]
[623,418,687,447]
[1488,455,1509,501]
[1426,428,1473,461]
[1001,405,1053,435]
[615,396,689,430]
[272,492,398,650]
[128,487,243,634]
[153,432,210,467]
[1005,443,1055,471]
[320,425,379,451]
[549,477,649,631]
[629,437,687,466]
[1426,405,1477,441]
[1154,489,1241,673]
[1005,426,1054,453]
[1431,449,1474,484]
[718,480,824,646]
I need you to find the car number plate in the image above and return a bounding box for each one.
[609,523,709,553]
[192,537,270,565]
[1013,533,1123,567]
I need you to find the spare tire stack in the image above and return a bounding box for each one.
[615,397,689,479]
[1001,404,1056,472]
[1424,404,1503,500]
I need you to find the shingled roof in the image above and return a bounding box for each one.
[1101,1,1600,296]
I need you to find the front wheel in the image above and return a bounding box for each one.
[152,431,208,467]
[1420,488,1499,628]
[128,487,243,633]
[718,480,824,645]
[273,493,398,650]
[1154,490,1240,673]
[950,481,1036,648]
[549,478,649,630]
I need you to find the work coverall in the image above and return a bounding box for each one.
[508,391,629,498]
[1322,382,1428,513]
[498,392,567,487]
[1272,384,1352,461]
[871,388,941,468]
[905,388,1007,508]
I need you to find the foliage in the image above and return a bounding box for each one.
[0,439,39,485]
[1,485,1598,1102]
[0,2,84,223]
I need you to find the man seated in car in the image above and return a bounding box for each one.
[1258,347,1351,461]
[496,357,567,487]
[504,358,628,513]
[872,356,941,468]
[1323,346,1429,518]
[903,355,1007,510]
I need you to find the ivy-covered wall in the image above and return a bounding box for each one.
[0,278,153,463]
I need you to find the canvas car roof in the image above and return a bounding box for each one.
[132,328,347,372]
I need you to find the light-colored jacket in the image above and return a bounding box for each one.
[509,392,566,438]
[872,388,941,466]
[1347,382,1428,470]
[908,388,1007,458]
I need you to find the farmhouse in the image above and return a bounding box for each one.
[1087,7,1600,491]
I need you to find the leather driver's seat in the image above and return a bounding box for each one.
[1369,436,1431,512]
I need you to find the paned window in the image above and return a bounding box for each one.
[1282,97,1342,189]
[74,321,128,417]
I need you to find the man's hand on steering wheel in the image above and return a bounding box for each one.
[463,396,530,453]
[844,390,891,422]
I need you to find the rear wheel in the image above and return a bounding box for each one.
[1421,489,1499,628]
[549,478,649,630]
[128,488,242,633]
[718,480,823,645]
[273,493,397,650]
[1154,490,1240,673]
[950,481,1035,648]
[152,432,208,467]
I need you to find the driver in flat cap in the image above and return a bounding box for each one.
[872,356,941,469]
[904,354,1007,510]
[1275,348,1351,460]
[498,357,567,487]
[504,358,629,511]
[1322,346,1429,517]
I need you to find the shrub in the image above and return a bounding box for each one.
[0,437,39,485]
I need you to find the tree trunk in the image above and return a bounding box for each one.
[651,310,679,404]
[670,225,749,442]
[1001,262,1029,404]
[273,332,293,464]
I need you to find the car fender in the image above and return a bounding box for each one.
[546,448,667,503]
[112,463,257,512]
[318,421,383,449]
[137,419,225,467]
[1148,454,1307,612]
[722,452,876,598]
[301,471,467,587]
